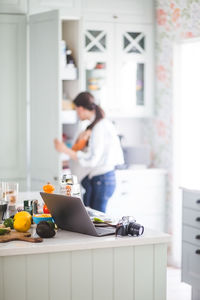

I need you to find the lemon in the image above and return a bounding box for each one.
[14,216,31,232]
[14,211,32,222]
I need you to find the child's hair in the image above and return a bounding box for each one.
[73,92,105,130]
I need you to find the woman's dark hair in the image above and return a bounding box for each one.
[73,92,105,130]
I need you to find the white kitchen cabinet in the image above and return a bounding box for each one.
[30,10,81,188]
[82,21,154,117]
[0,0,81,15]
[82,0,154,23]
[106,169,166,232]
[0,229,169,300]
[29,0,81,18]
[0,0,27,13]
[28,0,154,120]
[28,6,154,187]
[82,21,114,113]
[0,1,154,187]
[0,14,26,180]
[114,23,154,117]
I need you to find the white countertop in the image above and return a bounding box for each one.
[181,186,200,193]
[0,189,170,257]
[116,168,167,174]
[0,227,170,257]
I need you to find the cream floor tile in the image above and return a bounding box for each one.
[167,267,191,300]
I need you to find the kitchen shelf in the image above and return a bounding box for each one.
[61,65,77,80]
[61,110,77,124]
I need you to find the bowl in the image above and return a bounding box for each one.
[33,214,53,224]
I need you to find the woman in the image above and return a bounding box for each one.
[54,92,124,213]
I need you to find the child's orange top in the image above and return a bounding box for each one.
[72,130,91,151]
[72,139,87,151]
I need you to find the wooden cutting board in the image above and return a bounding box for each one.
[0,231,43,243]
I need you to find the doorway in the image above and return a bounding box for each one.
[173,38,200,266]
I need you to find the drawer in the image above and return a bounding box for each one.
[115,170,165,188]
[111,188,165,214]
[182,242,200,288]
[183,190,200,211]
[183,208,200,229]
[183,225,200,247]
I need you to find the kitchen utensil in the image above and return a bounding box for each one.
[0,231,43,243]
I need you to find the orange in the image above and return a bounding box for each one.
[43,182,55,193]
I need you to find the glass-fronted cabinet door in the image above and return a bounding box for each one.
[82,22,114,114]
[114,24,154,117]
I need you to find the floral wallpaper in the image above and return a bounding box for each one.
[143,0,200,238]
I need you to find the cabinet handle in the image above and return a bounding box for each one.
[121,192,128,196]
[121,180,128,184]
[53,176,58,181]
[113,15,118,19]
[196,217,200,222]
[197,199,200,204]
[195,235,200,240]
[195,249,200,255]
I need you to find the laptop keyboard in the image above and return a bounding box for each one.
[95,227,115,236]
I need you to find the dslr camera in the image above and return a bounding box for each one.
[116,216,144,237]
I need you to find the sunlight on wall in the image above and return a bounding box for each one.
[179,40,200,188]
[172,38,200,267]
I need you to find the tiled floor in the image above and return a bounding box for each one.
[167,267,191,300]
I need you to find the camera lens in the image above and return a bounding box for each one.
[128,222,144,236]
[138,225,144,236]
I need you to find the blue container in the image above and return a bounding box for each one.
[33,214,53,224]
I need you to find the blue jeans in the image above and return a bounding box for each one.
[81,175,92,207]
[81,171,116,213]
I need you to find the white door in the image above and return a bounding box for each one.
[173,39,200,266]
[0,14,26,180]
[30,10,62,187]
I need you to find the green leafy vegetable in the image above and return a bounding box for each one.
[93,217,104,223]
[3,218,14,229]
[0,228,10,235]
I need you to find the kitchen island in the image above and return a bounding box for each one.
[0,228,170,300]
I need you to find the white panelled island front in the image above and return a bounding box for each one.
[0,228,170,300]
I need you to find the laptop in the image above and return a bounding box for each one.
[40,192,116,237]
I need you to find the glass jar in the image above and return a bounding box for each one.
[4,182,18,206]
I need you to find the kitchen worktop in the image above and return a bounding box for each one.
[0,218,170,300]
[0,227,170,257]
[0,187,170,257]
[181,186,200,193]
